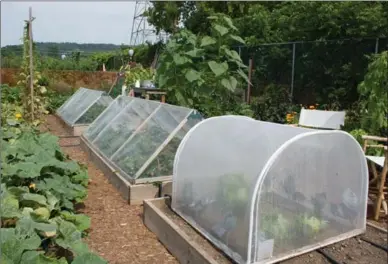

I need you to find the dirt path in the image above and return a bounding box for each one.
[44,115,177,264]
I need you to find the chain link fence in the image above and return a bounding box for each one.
[236,37,388,107]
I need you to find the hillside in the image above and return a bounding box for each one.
[1,42,122,56]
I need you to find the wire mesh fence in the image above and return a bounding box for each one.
[236,37,388,106]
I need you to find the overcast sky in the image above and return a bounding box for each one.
[1,1,143,47]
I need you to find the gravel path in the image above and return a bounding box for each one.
[43,115,177,264]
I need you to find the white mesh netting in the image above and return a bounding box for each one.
[172,115,368,264]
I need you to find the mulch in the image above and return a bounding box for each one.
[42,115,177,264]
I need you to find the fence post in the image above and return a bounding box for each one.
[375,38,379,54]
[247,57,253,104]
[290,42,296,102]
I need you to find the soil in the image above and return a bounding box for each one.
[42,114,388,264]
[43,115,177,264]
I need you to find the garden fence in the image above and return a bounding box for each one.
[235,37,388,105]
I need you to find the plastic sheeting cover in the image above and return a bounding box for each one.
[172,116,368,264]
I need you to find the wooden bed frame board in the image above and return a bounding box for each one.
[143,197,366,264]
[54,114,89,137]
[80,135,172,205]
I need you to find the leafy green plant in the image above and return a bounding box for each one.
[358,51,388,136]
[123,64,155,87]
[1,122,107,263]
[215,173,249,216]
[75,103,108,125]
[18,21,48,123]
[46,90,71,114]
[156,13,253,117]
[1,85,22,104]
[250,84,292,123]
[350,128,384,156]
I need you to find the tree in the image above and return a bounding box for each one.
[358,51,388,135]
[145,2,193,34]
[47,44,59,58]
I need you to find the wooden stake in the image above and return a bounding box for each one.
[29,7,34,121]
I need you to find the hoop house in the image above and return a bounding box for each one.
[172,116,368,264]
[83,95,203,184]
[56,87,113,126]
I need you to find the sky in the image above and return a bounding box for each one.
[1,1,147,47]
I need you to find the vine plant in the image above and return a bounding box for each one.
[17,21,48,124]
[156,13,253,117]
[358,51,388,136]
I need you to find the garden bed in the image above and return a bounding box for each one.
[144,197,388,264]
[80,134,172,205]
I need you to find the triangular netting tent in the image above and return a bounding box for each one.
[172,116,368,264]
[56,88,113,126]
[83,95,203,182]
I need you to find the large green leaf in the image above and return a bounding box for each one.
[36,133,60,152]
[72,253,107,264]
[173,54,191,65]
[20,193,47,208]
[224,48,242,62]
[223,16,238,31]
[221,77,238,92]
[200,36,217,47]
[20,251,67,264]
[213,24,229,36]
[71,170,88,186]
[1,224,41,264]
[0,190,21,219]
[55,219,82,251]
[185,69,201,83]
[230,35,245,44]
[2,162,43,178]
[32,207,50,222]
[45,191,60,211]
[237,69,250,84]
[60,211,91,232]
[158,74,169,88]
[7,186,29,199]
[208,61,229,77]
[185,48,203,58]
[71,241,90,256]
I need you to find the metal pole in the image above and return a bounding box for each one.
[29,7,34,121]
[290,43,296,102]
[247,58,253,104]
[375,38,379,54]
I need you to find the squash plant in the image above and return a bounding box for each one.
[156,13,253,117]
[1,123,107,263]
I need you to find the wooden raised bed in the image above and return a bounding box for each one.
[143,196,366,264]
[54,114,89,136]
[80,135,172,205]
